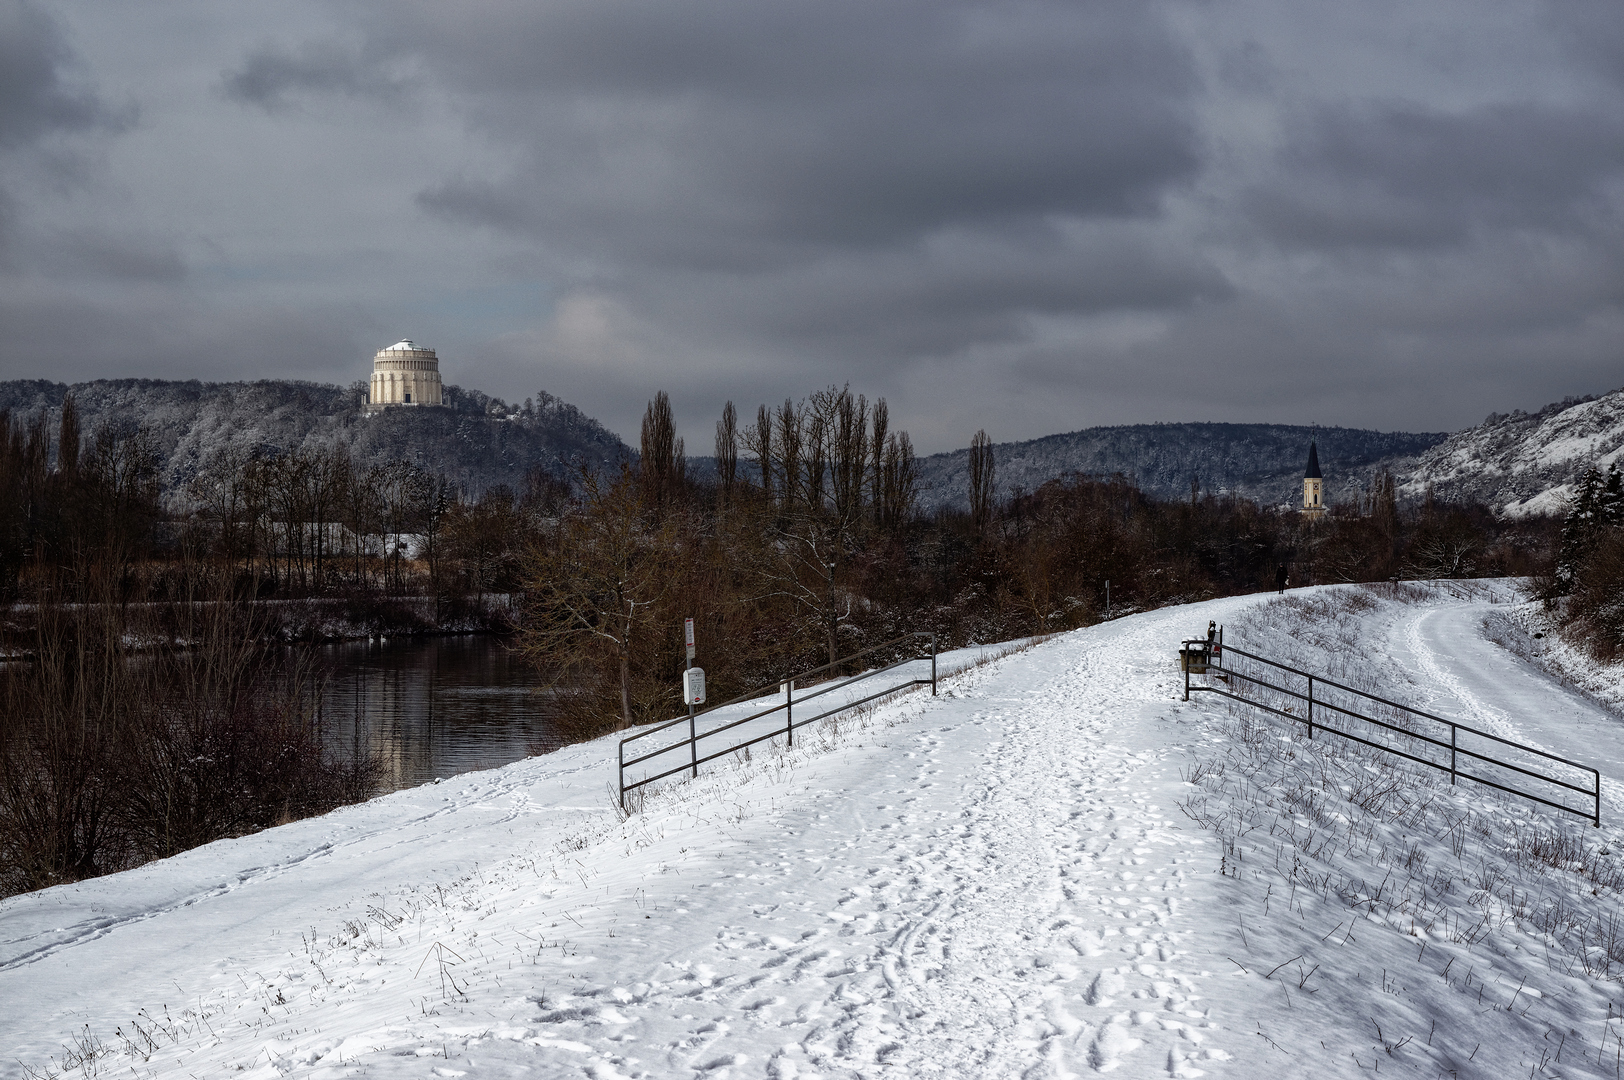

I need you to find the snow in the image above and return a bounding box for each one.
[5,586,1624,1077]
[1396,385,1624,515]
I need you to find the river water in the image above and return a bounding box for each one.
[311,635,562,792]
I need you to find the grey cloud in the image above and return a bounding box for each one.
[1250,101,1624,250]
[0,0,114,148]
[31,230,186,282]
[637,227,1234,361]
[401,0,1200,262]
[6,1,1623,454]
[221,42,414,110]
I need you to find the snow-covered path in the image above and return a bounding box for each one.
[1385,600,1624,798]
[1,600,1261,1079]
[12,586,1624,1079]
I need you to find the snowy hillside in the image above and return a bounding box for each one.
[4,585,1624,1077]
[1394,388,1624,517]
[0,379,631,496]
[912,422,1446,513]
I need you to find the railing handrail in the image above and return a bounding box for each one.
[622,632,936,747]
[1182,634,1601,827]
[618,632,937,809]
[1193,639,1596,775]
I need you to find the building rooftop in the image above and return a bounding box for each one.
[1304,441,1322,479]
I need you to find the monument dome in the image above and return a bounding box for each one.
[367,339,443,411]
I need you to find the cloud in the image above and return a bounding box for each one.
[402,0,1202,262]
[0,0,115,148]
[1249,101,1624,250]
[221,42,415,110]
[2,0,1622,455]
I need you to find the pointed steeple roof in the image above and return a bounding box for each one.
[1304,441,1322,479]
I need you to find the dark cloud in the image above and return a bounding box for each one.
[1249,101,1624,250]
[221,42,413,110]
[2,1,1622,454]
[32,230,185,281]
[0,0,112,148]
[403,0,1201,261]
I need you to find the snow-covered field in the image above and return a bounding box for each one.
[5,584,1624,1078]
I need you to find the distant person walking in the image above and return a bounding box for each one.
[1275,564,1288,594]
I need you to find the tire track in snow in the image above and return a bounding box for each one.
[1403,609,1518,741]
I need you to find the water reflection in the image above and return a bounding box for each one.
[310,635,558,792]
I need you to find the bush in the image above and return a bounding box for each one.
[0,574,380,899]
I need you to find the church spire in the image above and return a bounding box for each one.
[1302,440,1325,520]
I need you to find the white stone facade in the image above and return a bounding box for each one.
[367,340,443,411]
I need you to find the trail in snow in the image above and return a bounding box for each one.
[1391,598,1624,816]
[1,602,1260,1079]
[8,586,1624,1079]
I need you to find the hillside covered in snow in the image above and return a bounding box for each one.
[0,379,631,497]
[1392,388,1624,517]
[913,421,1446,513]
[5,583,1624,1078]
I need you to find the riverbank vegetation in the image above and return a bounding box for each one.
[0,568,377,900]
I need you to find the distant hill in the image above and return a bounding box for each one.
[1391,388,1624,517]
[0,379,631,497]
[913,422,1449,513]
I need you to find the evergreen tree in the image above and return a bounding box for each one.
[1555,468,1607,594]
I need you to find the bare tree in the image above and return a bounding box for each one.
[715,400,738,505]
[968,429,995,536]
[830,388,868,524]
[775,399,801,510]
[640,391,678,510]
[743,403,775,503]
[520,467,676,729]
[869,399,890,526]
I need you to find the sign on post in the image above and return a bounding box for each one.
[684,617,696,664]
[683,666,706,705]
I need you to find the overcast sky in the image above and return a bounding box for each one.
[1,0,1619,453]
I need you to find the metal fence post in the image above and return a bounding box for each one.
[931,639,937,696]
[1596,770,1602,828]
[619,741,627,811]
[786,679,794,747]
[1183,650,1190,701]
[1450,725,1457,786]
[1307,675,1314,740]
[688,699,698,779]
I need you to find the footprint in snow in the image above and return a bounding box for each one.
[1085,971,1124,1005]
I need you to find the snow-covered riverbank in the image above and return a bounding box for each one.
[5,585,1624,1078]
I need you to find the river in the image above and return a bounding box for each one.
[311,634,562,792]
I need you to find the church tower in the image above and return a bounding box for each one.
[1302,441,1326,521]
[366,340,444,412]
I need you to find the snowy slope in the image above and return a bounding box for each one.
[4,587,1624,1078]
[1393,387,1624,516]
[910,422,1444,512]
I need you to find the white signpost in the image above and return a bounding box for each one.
[683,666,706,705]
[683,617,702,777]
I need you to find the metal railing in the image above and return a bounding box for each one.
[1183,636,1601,827]
[617,633,937,811]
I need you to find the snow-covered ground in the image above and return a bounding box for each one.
[5,585,1624,1078]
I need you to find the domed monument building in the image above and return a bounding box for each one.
[366,340,444,412]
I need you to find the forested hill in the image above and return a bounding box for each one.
[0,378,631,496]
[914,422,1449,512]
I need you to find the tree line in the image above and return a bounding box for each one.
[516,388,1557,737]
